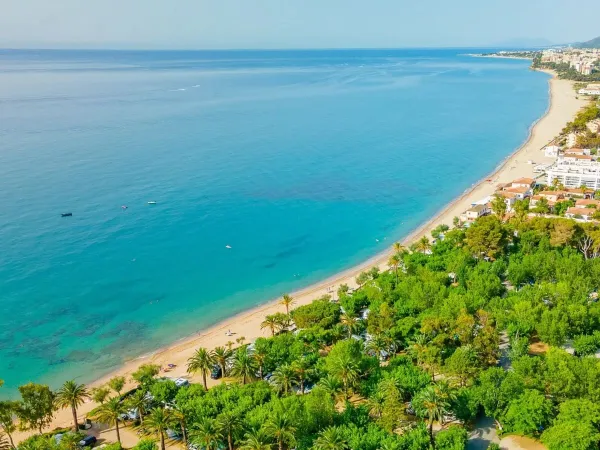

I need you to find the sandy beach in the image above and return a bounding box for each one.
[13,69,585,442]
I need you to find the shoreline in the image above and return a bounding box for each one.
[14,68,586,441]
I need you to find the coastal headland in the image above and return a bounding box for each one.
[13,68,586,442]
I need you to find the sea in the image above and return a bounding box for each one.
[0,49,549,396]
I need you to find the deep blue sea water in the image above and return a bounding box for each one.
[0,49,549,395]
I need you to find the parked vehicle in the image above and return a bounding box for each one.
[210,365,222,379]
[79,436,97,448]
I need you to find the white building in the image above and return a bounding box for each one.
[460,204,490,223]
[547,162,600,189]
[578,85,600,96]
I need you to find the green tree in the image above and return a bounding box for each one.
[271,364,297,395]
[444,346,480,387]
[340,312,359,339]
[132,439,158,450]
[55,380,90,432]
[413,385,451,448]
[191,418,222,450]
[144,408,173,450]
[231,347,258,385]
[240,429,272,450]
[0,401,18,448]
[312,426,348,450]
[541,421,599,450]
[132,364,160,387]
[216,411,242,450]
[264,411,296,450]
[261,315,280,337]
[187,347,215,390]
[465,215,507,259]
[318,376,344,403]
[16,383,56,434]
[89,397,125,444]
[280,294,295,315]
[108,376,126,396]
[91,387,110,405]
[501,389,552,436]
[291,358,313,394]
[491,194,507,219]
[125,389,149,424]
[213,346,232,378]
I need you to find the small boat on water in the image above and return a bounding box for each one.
[147,201,157,205]
[225,245,232,249]
[61,213,73,217]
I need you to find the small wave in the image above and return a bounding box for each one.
[168,88,187,92]
[192,85,200,88]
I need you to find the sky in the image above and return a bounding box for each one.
[1,0,598,50]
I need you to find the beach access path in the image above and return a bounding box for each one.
[13,70,585,444]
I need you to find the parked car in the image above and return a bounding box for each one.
[79,436,97,448]
[173,377,189,387]
[210,365,222,379]
[166,429,182,440]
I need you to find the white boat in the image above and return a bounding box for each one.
[225,245,232,249]
[148,201,157,205]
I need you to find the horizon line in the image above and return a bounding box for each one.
[0,44,562,53]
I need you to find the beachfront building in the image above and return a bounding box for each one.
[459,204,490,223]
[544,145,560,157]
[578,84,600,96]
[547,162,600,190]
[563,148,591,156]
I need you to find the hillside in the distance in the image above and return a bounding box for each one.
[577,35,600,48]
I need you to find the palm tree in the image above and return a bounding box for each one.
[264,412,296,450]
[271,364,297,395]
[144,407,173,450]
[240,428,271,450]
[171,407,188,447]
[89,397,125,445]
[124,389,148,424]
[59,432,82,450]
[55,380,90,432]
[280,294,295,315]
[366,333,388,361]
[291,358,312,394]
[412,385,451,448]
[187,347,215,390]
[367,389,386,419]
[416,236,431,253]
[329,354,360,400]
[213,346,232,378]
[340,313,359,339]
[231,347,258,385]
[0,433,8,450]
[261,315,279,336]
[191,418,222,450]
[318,376,344,403]
[252,347,268,380]
[392,242,405,255]
[452,216,461,229]
[217,411,242,450]
[313,426,348,450]
[388,254,400,284]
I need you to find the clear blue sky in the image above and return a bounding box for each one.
[2,0,598,49]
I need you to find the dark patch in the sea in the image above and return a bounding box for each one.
[273,245,303,260]
[9,336,60,360]
[70,313,112,337]
[263,262,277,269]
[99,321,147,340]
[63,349,96,363]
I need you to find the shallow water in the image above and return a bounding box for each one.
[0,49,548,395]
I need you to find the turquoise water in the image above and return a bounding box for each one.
[0,49,548,395]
